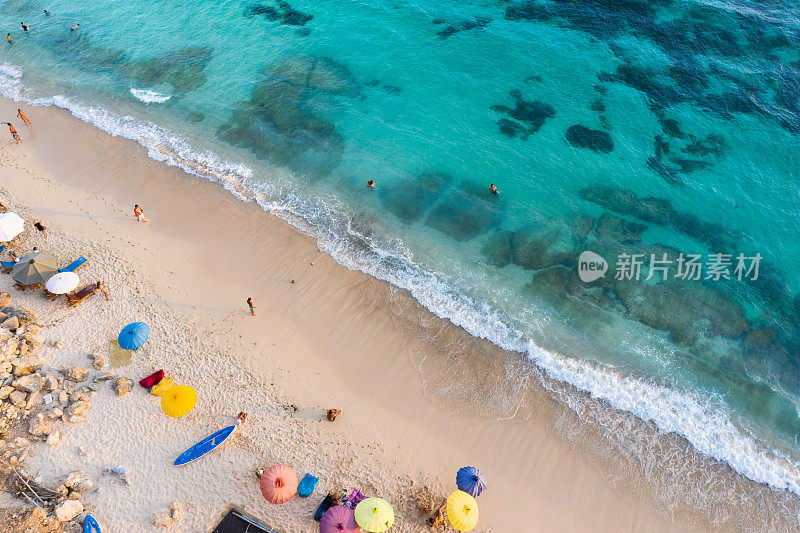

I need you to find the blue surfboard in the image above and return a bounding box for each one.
[174,424,236,466]
[83,514,101,533]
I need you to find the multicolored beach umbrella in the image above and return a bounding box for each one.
[12,251,58,285]
[456,466,486,497]
[446,490,479,531]
[354,498,394,532]
[118,321,149,350]
[46,271,79,294]
[320,505,360,533]
[0,212,24,241]
[260,464,298,504]
[160,384,197,418]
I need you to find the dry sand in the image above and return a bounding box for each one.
[0,97,791,532]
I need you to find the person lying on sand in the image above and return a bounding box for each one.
[326,408,341,422]
[17,109,30,126]
[97,281,109,301]
[2,123,20,143]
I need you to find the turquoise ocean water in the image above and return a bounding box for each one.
[2,0,800,508]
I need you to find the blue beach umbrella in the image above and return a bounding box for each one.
[118,322,150,350]
[456,466,486,498]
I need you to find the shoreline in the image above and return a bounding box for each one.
[0,96,795,531]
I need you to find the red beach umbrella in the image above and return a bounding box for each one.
[320,505,360,533]
[259,464,298,504]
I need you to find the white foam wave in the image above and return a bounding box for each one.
[130,88,172,104]
[2,62,800,499]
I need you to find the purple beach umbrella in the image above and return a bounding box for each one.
[456,466,486,497]
[320,505,360,533]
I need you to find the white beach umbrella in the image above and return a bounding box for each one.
[0,212,24,241]
[46,272,79,294]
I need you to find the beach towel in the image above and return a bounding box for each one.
[314,493,340,521]
[109,340,132,368]
[297,473,318,498]
[344,489,366,508]
[139,369,164,389]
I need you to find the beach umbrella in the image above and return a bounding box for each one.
[354,498,394,533]
[260,464,298,504]
[12,251,58,285]
[160,384,197,418]
[0,212,24,241]
[446,491,478,531]
[118,321,149,350]
[45,271,80,294]
[320,505,360,533]
[456,466,486,497]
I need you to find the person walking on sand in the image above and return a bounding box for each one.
[133,204,146,222]
[247,297,256,317]
[20,22,28,32]
[17,109,30,126]
[2,123,20,144]
[33,221,46,238]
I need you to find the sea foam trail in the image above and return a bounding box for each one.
[129,88,172,104]
[2,63,800,499]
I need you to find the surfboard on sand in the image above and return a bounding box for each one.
[83,514,101,533]
[174,413,247,466]
[174,424,236,466]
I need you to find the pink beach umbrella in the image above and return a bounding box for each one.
[259,464,298,504]
[320,505,360,533]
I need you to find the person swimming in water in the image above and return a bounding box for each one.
[489,183,499,195]
[70,23,80,31]
[6,34,12,44]
[44,10,50,16]
[2,123,20,144]
[17,109,31,126]
[20,22,28,32]
[367,179,376,189]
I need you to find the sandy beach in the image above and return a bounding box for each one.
[0,97,795,532]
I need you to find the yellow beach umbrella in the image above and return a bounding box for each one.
[446,490,479,531]
[149,376,175,396]
[160,385,197,418]
[354,497,394,532]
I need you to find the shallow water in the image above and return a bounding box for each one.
[2,0,800,509]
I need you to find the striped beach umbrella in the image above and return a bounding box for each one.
[12,251,58,285]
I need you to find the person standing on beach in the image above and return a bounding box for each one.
[133,204,146,222]
[2,123,20,144]
[17,109,31,126]
[247,297,256,317]
[33,221,46,238]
